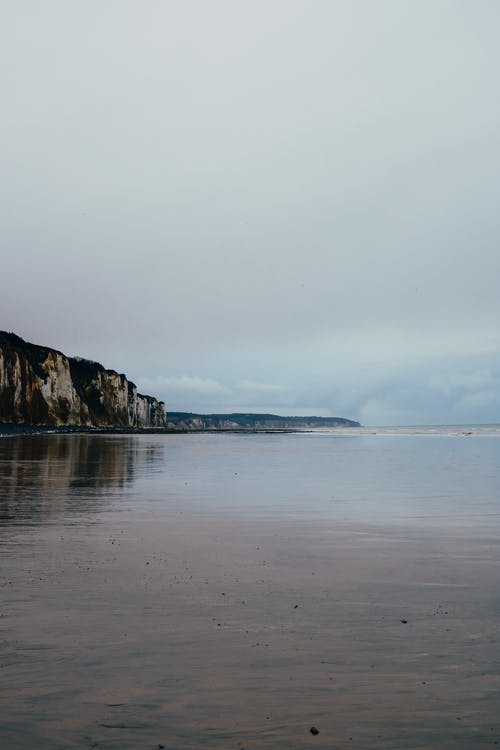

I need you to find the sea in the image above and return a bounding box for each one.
[1,426,499,749]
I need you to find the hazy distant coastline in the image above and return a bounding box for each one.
[0,333,360,435]
[166,412,361,431]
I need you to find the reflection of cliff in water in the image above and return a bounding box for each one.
[0,435,164,524]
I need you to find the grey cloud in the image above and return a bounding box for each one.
[2,1,500,424]
[236,380,283,393]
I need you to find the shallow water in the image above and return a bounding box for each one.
[1,432,500,749]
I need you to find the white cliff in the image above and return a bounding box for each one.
[0,332,166,428]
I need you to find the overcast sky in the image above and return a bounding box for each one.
[2,1,500,425]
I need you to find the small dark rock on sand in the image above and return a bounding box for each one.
[310,726,320,735]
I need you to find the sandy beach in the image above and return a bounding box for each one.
[1,433,499,749]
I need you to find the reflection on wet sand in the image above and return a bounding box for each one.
[0,435,164,524]
[1,433,499,750]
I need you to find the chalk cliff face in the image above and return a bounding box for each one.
[0,332,166,427]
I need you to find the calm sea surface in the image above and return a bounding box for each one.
[1,429,500,749]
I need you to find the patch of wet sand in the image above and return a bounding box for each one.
[2,512,500,750]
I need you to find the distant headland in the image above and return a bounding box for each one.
[167,412,361,431]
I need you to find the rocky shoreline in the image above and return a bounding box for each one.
[0,423,304,437]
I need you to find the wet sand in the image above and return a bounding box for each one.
[1,434,500,749]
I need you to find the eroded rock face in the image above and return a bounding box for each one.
[0,332,166,427]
